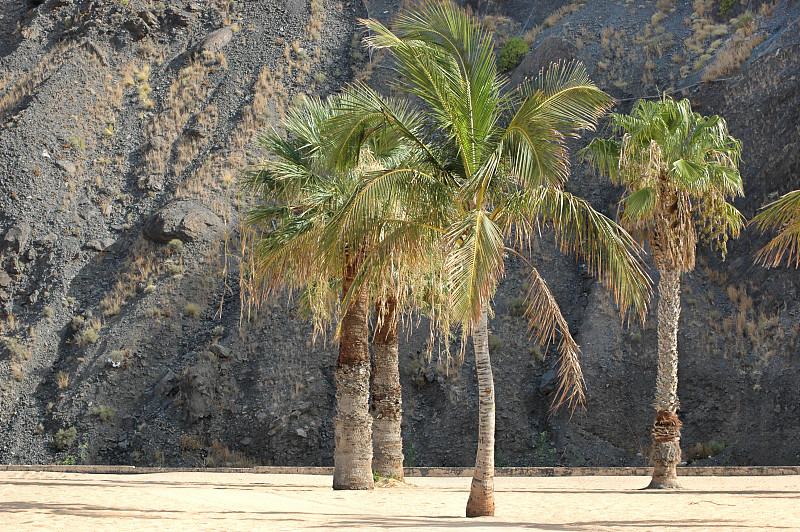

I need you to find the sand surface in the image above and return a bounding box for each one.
[0,472,797,531]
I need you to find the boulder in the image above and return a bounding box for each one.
[167,7,193,27]
[144,200,224,243]
[180,358,217,423]
[198,27,233,53]
[139,10,159,29]
[124,18,150,39]
[84,238,115,252]
[4,224,32,253]
[508,37,580,88]
[209,344,232,359]
[539,369,559,395]
[56,159,77,175]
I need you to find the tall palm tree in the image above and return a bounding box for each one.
[242,96,414,490]
[324,1,651,515]
[581,97,744,488]
[751,190,800,267]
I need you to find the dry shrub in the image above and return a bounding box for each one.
[702,32,765,81]
[523,25,542,45]
[480,15,517,45]
[693,0,711,18]
[544,3,579,28]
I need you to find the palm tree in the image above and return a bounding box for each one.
[324,1,651,515]
[751,190,800,267]
[581,96,744,488]
[242,96,414,490]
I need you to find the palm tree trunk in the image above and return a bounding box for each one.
[371,296,404,480]
[466,305,495,517]
[333,268,374,490]
[648,267,682,489]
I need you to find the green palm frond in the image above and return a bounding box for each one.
[444,210,506,331]
[326,82,449,176]
[751,190,800,268]
[361,0,504,178]
[503,62,613,190]
[514,61,614,137]
[578,138,621,181]
[500,187,651,321]
[620,187,657,222]
[321,165,452,256]
[583,96,744,268]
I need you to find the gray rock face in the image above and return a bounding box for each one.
[4,224,32,253]
[124,18,149,39]
[143,201,224,243]
[84,238,115,252]
[539,369,559,395]
[167,7,193,27]
[209,344,232,360]
[180,358,218,423]
[199,27,233,53]
[508,37,579,88]
[139,10,159,29]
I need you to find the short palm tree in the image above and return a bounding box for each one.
[243,96,415,489]
[582,96,744,488]
[325,1,651,515]
[751,190,800,267]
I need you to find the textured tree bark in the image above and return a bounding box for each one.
[371,296,404,480]
[466,306,495,517]
[333,268,374,490]
[648,267,682,489]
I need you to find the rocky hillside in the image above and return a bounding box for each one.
[0,0,798,468]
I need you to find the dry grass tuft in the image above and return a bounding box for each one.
[543,3,579,28]
[702,29,765,81]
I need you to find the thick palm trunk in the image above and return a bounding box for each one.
[466,306,495,517]
[333,270,374,490]
[371,296,404,480]
[648,267,682,489]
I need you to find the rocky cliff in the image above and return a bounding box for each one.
[0,0,798,468]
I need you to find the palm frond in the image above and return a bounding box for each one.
[444,210,505,331]
[503,61,613,189]
[620,187,657,222]
[500,187,651,322]
[521,262,584,411]
[755,222,800,269]
[361,0,504,178]
[326,82,449,177]
[751,190,800,268]
[578,137,621,182]
[515,61,614,137]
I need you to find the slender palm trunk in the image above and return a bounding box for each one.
[466,306,495,517]
[371,296,404,480]
[648,267,682,489]
[333,267,374,490]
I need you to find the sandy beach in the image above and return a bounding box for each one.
[0,471,797,531]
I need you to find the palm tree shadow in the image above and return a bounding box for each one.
[322,516,752,529]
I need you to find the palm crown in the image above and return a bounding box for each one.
[324,0,651,408]
[581,97,745,271]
